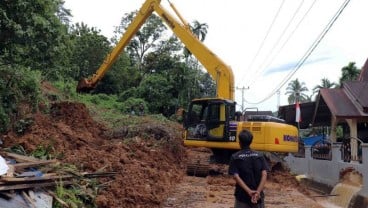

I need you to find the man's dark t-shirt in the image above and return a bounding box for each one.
[228,148,270,204]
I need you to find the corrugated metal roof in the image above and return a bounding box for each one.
[319,88,362,117]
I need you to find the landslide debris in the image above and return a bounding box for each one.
[2,101,187,208]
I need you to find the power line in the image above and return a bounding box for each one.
[248,0,317,89]
[246,0,307,87]
[244,0,351,105]
[241,0,286,84]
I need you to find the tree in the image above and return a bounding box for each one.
[56,0,71,25]
[184,21,208,59]
[69,23,111,81]
[312,78,337,98]
[137,74,173,115]
[285,78,309,104]
[339,62,361,85]
[0,0,71,79]
[113,12,167,78]
[0,63,41,133]
[107,12,215,115]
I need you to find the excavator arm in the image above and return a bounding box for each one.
[76,0,155,92]
[76,0,235,100]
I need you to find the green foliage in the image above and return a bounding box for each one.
[312,78,337,100]
[78,94,122,110]
[0,64,41,133]
[54,183,85,208]
[52,165,98,208]
[0,0,71,77]
[93,55,139,94]
[30,144,55,160]
[137,74,173,114]
[121,97,146,114]
[118,87,139,101]
[184,21,209,58]
[65,92,124,128]
[6,144,27,155]
[149,114,170,122]
[336,125,343,139]
[52,79,80,100]
[285,78,309,104]
[113,11,167,67]
[0,106,9,133]
[13,117,34,136]
[339,62,361,85]
[69,23,110,81]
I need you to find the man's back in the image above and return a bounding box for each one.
[229,148,269,206]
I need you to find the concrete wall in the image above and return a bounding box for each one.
[285,142,368,196]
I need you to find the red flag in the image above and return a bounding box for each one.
[295,101,301,122]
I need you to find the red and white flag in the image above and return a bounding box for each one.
[295,101,301,123]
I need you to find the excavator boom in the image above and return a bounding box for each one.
[76,0,235,100]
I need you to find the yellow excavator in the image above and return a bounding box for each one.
[77,0,299,174]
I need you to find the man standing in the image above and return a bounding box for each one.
[228,129,269,208]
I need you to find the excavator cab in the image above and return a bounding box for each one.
[184,98,237,143]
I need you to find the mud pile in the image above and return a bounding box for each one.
[2,102,187,207]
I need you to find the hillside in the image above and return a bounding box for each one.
[1,82,188,207]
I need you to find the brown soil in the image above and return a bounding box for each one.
[162,148,325,208]
[2,101,187,208]
[0,82,326,207]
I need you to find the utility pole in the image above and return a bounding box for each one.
[236,86,249,112]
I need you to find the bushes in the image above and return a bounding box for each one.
[121,97,147,115]
[0,64,41,133]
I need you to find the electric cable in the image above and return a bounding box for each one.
[241,0,286,84]
[247,0,307,87]
[244,0,351,105]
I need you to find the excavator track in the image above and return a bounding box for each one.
[186,161,210,177]
[186,150,288,177]
[186,148,212,177]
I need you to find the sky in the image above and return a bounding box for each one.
[63,0,368,112]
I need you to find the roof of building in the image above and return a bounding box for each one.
[278,58,368,128]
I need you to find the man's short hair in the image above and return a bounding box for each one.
[238,129,253,148]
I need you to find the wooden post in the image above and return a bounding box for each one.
[346,119,358,161]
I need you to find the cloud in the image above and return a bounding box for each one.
[265,56,331,75]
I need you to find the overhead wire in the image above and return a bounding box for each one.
[246,0,306,87]
[244,0,351,105]
[241,0,286,85]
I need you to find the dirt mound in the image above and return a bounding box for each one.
[2,101,187,207]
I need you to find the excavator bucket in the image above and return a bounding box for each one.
[76,78,94,93]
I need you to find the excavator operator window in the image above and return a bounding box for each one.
[207,104,220,122]
[206,102,227,141]
[185,102,208,139]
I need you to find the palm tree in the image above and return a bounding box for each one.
[285,78,309,104]
[339,62,361,85]
[312,78,337,98]
[184,20,208,59]
[191,20,208,41]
